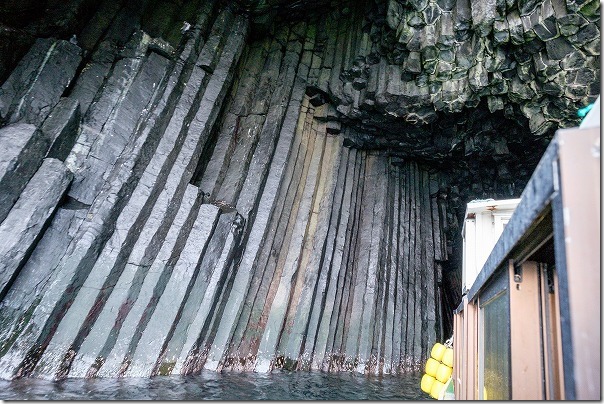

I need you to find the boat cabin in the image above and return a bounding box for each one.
[452,105,600,400]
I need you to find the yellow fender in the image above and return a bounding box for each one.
[425,357,440,377]
[421,339,454,399]
[436,363,452,383]
[429,380,445,399]
[430,343,446,361]
[442,348,453,368]
[421,374,435,394]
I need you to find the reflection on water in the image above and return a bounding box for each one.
[0,370,426,400]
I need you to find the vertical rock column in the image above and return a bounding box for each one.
[0,159,73,298]
[0,38,81,127]
[200,21,312,373]
[0,37,82,376]
[0,5,249,380]
[0,1,449,379]
[184,86,445,375]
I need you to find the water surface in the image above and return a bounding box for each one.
[0,370,426,400]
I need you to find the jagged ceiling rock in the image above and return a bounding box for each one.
[216,0,600,156]
[1,0,599,139]
[324,0,600,138]
[227,0,336,17]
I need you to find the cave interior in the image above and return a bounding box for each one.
[0,0,599,379]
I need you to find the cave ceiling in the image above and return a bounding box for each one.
[0,0,600,158]
[233,0,600,178]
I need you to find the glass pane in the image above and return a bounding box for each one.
[481,291,510,400]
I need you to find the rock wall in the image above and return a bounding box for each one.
[330,0,600,137]
[0,0,599,380]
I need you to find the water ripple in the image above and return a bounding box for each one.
[0,370,427,400]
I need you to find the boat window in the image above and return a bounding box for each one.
[479,290,510,400]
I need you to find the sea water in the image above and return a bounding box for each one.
[0,370,426,400]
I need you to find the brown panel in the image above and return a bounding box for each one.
[464,297,478,400]
[540,265,564,399]
[453,312,462,399]
[509,260,543,399]
[557,127,600,399]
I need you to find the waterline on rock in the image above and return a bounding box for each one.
[0,370,426,400]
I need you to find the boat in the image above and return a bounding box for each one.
[449,97,600,400]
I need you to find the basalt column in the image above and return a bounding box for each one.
[209,101,447,374]
[0,2,250,379]
[0,4,446,378]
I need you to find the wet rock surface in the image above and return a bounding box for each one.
[0,124,49,224]
[0,158,72,300]
[0,38,81,127]
[0,0,599,380]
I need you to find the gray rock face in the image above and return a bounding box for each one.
[0,158,72,299]
[42,98,81,161]
[0,38,81,127]
[0,124,49,224]
[0,0,598,380]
